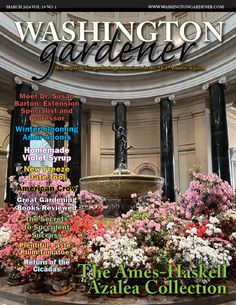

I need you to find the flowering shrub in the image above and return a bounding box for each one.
[9,173,77,217]
[230,233,236,255]
[0,211,33,272]
[115,199,184,271]
[116,204,182,248]
[0,226,11,249]
[77,190,105,216]
[0,170,236,290]
[183,216,223,240]
[167,229,232,283]
[61,210,108,245]
[218,209,236,237]
[0,210,107,278]
[179,171,234,219]
[0,206,15,226]
[88,235,147,269]
[10,173,75,200]
[216,210,236,263]
[20,265,44,283]
[131,191,162,209]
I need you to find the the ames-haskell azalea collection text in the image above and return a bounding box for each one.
[0,168,236,295]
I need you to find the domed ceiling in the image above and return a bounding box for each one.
[0,11,236,106]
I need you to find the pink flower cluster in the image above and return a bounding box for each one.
[9,173,76,216]
[116,204,183,248]
[179,171,234,219]
[77,190,104,215]
[0,211,34,270]
[2,170,236,285]
[0,209,108,277]
[10,173,75,199]
[0,206,15,226]
[131,190,162,209]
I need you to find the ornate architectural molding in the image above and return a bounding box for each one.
[31,83,39,91]
[202,76,229,91]
[154,95,175,104]
[74,96,87,103]
[14,76,39,91]
[14,76,22,85]
[111,100,130,106]
[134,161,160,175]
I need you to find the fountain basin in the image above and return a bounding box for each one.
[80,174,164,199]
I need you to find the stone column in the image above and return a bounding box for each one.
[54,119,65,168]
[5,109,16,204]
[89,118,102,175]
[5,77,36,204]
[111,100,130,170]
[229,148,236,190]
[172,116,180,189]
[156,95,175,202]
[203,77,231,183]
[68,97,86,190]
[193,108,212,175]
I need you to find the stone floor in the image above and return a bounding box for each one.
[1,296,236,305]
[0,276,236,305]
[0,298,23,305]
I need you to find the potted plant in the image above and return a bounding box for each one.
[7,269,22,286]
[49,268,73,296]
[21,265,45,292]
[0,225,11,277]
[29,274,44,292]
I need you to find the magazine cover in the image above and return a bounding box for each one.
[0,1,236,304]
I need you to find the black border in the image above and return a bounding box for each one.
[0,0,235,11]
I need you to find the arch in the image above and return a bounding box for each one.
[134,162,160,176]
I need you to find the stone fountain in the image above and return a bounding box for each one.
[80,101,164,216]
[80,171,164,216]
